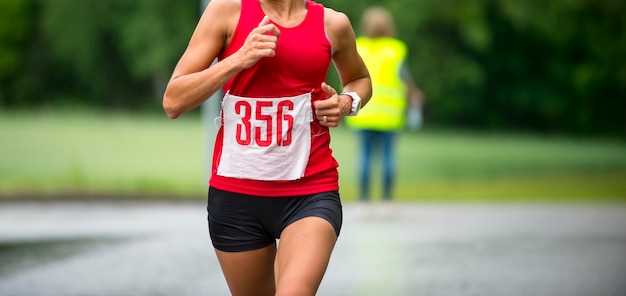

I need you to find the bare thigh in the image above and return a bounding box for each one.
[274,217,338,296]
[214,243,277,296]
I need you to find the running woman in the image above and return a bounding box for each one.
[162,0,371,295]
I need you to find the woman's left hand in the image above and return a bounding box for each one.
[314,82,351,127]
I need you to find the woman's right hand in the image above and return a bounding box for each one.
[235,16,281,69]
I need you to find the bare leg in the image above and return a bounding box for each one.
[214,243,277,296]
[274,217,338,296]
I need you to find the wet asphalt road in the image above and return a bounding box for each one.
[0,201,625,296]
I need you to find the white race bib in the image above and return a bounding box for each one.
[217,92,313,181]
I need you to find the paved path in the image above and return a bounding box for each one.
[0,201,625,296]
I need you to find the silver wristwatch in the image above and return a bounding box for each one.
[341,91,362,116]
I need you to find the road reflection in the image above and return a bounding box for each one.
[0,201,625,296]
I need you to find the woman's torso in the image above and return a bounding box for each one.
[209,0,339,197]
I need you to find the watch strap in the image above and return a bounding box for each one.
[341,91,362,116]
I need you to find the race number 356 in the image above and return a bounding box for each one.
[234,100,294,147]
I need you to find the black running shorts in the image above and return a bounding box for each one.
[207,186,343,252]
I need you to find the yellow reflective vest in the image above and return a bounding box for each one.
[346,37,408,131]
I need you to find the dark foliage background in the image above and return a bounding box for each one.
[1,0,624,136]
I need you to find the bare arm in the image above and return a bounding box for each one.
[313,9,371,127]
[162,0,280,119]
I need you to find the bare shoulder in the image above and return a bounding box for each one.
[199,0,241,38]
[172,0,242,77]
[323,7,353,36]
[323,7,356,52]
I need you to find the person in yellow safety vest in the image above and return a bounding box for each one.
[345,6,425,206]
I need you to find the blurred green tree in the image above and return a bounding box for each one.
[1,0,624,136]
[1,0,196,109]
[0,0,33,105]
[113,0,197,103]
[322,0,625,136]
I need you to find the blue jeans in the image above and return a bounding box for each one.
[357,130,396,201]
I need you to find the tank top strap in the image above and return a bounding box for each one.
[306,1,324,30]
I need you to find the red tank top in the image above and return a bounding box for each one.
[209,0,339,197]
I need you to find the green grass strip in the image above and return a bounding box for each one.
[1,109,625,202]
